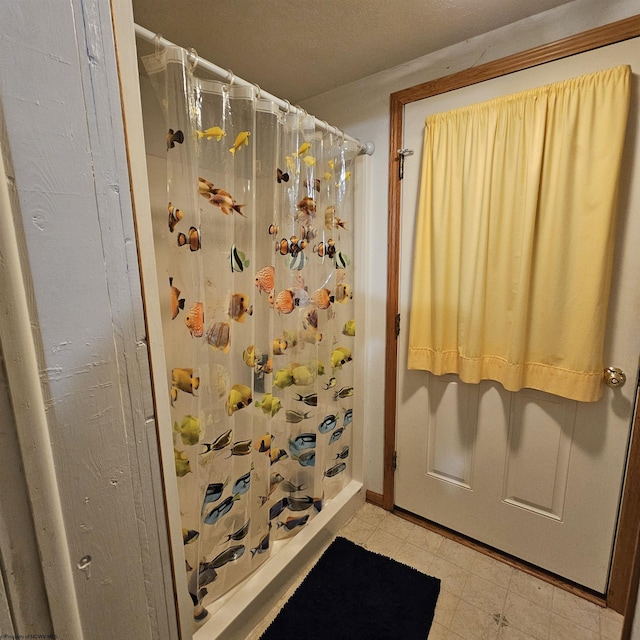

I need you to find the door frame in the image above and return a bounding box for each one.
[383,14,640,615]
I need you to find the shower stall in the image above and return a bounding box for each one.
[114,10,371,640]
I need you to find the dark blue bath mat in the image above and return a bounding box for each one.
[259,536,441,640]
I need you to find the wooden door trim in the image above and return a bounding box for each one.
[384,13,640,616]
[620,397,640,635]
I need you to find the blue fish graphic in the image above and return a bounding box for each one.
[289,432,316,451]
[269,497,288,521]
[328,427,344,444]
[276,514,310,531]
[318,414,338,433]
[335,445,350,460]
[204,494,240,525]
[251,531,270,557]
[286,495,315,511]
[188,564,217,604]
[225,520,250,542]
[292,450,315,467]
[325,462,347,478]
[232,469,252,496]
[202,477,229,511]
[210,544,245,569]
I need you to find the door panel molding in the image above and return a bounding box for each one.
[502,393,576,520]
[427,376,479,488]
[385,14,640,614]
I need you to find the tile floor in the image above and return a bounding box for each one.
[247,502,624,640]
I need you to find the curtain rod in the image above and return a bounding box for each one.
[134,24,375,156]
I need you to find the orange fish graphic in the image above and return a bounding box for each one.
[169,277,185,320]
[168,202,183,232]
[274,289,295,314]
[313,288,334,310]
[177,227,201,251]
[255,266,275,294]
[184,302,204,337]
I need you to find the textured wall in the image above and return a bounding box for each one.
[0,1,176,638]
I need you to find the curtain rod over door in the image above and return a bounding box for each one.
[134,23,375,156]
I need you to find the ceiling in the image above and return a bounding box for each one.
[132,0,577,104]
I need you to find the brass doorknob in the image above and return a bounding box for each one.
[604,367,626,388]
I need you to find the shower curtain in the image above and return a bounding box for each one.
[143,47,357,620]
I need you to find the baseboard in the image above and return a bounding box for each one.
[365,490,384,508]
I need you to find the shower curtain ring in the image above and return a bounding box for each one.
[154,33,163,60]
[253,83,262,99]
[187,47,199,72]
[227,69,235,87]
[283,99,291,114]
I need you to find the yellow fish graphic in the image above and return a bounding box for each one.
[230,131,251,155]
[196,126,226,141]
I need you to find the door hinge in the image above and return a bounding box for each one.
[397,148,414,180]
[395,313,401,338]
[392,451,398,471]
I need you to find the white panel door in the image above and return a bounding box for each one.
[395,38,640,593]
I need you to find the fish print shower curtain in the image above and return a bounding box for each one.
[143,47,357,620]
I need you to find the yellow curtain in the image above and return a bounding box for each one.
[407,65,630,402]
